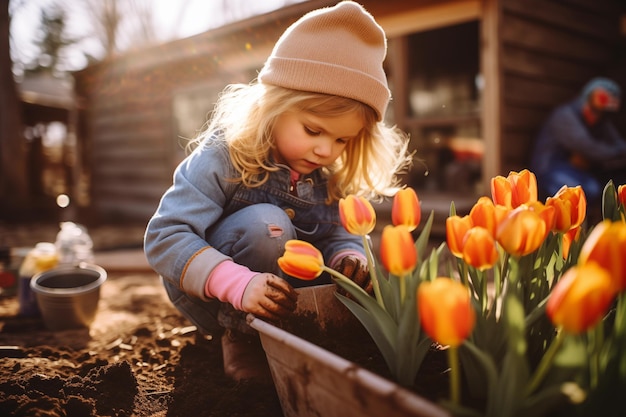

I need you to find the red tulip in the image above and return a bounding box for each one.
[392,188,421,232]
[277,240,324,280]
[380,225,417,276]
[491,169,538,209]
[579,220,626,293]
[546,263,615,334]
[339,195,376,236]
[546,185,587,233]
[418,277,475,347]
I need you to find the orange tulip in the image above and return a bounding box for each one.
[392,188,421,232]
[446,215,473,258]
[491,169,538,209]
[277,240,324,280]
[462,227,498,271]
[526,201,556,239]
[618,184,626,208]
[496,206,547,257]
[579,220,626,293]
[546,263,615,334]
[339,195,376,236]
[418,277,475,347]
[562,226,581,260]
[469,197,497,237]
[380,225,417,276]
[546,185,587,233]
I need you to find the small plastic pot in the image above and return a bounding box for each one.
[31,263,107,331]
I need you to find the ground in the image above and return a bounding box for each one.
[0,221,450,417]
[0,222,284,417]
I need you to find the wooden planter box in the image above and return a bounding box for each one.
[248,285,451,417]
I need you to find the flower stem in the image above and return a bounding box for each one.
[363,235,385,310]
[525,328,565,396]
[448,345,460,405]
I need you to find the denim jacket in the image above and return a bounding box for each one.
[144,135,364,301]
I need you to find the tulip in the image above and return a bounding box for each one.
[491,169,538,209]
[562,226,581,260]
[469,196,497,237]
[618,184,626,208]
[380,225,417,277]
[546,263,615,334]
[496,206,547,257]
[546,185,587,233]
[579,220,626,293]
[392,188,421,231]
[446,215,473,258]
[418,277,476,405]
[526,201,556,240]
[418,277,475,346]
[277,240,324,280]
[339,195,376,236]
[462,227,498,271]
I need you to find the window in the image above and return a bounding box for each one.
[390,21,482,195]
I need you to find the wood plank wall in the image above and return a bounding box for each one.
[498,0,625,175]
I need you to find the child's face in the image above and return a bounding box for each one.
[272,110,364,174]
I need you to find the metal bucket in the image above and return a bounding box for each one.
[30,263,107,331]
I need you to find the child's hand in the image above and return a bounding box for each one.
[242,273,298,321]
[334,256,373,295]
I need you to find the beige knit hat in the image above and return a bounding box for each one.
[258,1,390,121]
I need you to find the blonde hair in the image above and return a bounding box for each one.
[192,82,412,202]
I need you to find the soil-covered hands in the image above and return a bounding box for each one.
[334,255,373,295]
[242,273,298,321]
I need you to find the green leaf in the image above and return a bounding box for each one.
[334,291,398,371]
[602,180,620,222]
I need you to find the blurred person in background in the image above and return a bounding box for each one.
[530,77,626,210]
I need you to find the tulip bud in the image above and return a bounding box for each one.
[462,227,498,271]
[496,206,547,257]
[446,215,473,258]
[339,195,376,236]
[491,169,538,209]
[418,277,475,347]
[579,220,626,293]
[546,185,586,233]
[277,240,324,280]
[546,263,615,334]
[380,225,417,276]
[392,188,421,232]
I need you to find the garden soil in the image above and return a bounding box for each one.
[0,222,449,417]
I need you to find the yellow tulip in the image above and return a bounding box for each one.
[579,220,626,293]
[339,195,376,236]
[462,227,498,271]
[418,277,475,347]
[546,185,587,233]
[392,188,421,232]
[546,263,615,334]
[277,240,324,280]
[491,169,538,209]
[380,225,417,276]
[496,206,547,257]
[446,215,473,258]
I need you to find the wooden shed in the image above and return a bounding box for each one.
[73,0,626,224]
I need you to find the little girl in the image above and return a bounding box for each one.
[144,1,412,380]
